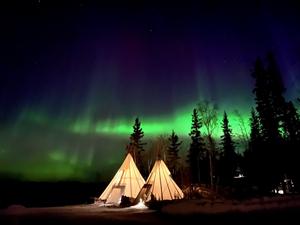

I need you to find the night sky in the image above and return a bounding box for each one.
[0,1,299,181]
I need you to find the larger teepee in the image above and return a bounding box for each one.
[138,159,184,202]
[99,153,145,205]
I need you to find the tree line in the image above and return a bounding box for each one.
[125,52,300,195]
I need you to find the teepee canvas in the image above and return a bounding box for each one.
[138,159,184,202]
[99,153,145,205]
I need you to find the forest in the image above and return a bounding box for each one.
[127,52,300,197]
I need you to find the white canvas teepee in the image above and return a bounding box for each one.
[99,153,145,205]
[138,159,184,202]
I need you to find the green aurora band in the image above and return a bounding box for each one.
[0,103,252,181]
[71,104,250,138]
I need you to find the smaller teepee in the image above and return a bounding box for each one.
[137,159,184,202]
[99,153,145,205]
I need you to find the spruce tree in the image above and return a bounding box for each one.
[282,101,300,180]
[252,57,281,143]
[166,130,182,177]
[282,101,300,142]
[249,108,262,151]
[220,111,236,186]
[266,52,287,128]
[187,108,206,184]
[251,55,285,189]
[244,108,263,186]
[127,117,146,175]
[266,53,300,186]
[251,53,300,190]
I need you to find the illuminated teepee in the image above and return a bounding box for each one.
[99,153,145,205]
[137,159,184,202]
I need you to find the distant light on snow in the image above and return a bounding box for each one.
[234,174,245,179]
[278,190,284,195]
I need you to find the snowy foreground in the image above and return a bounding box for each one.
[1,196,300,225]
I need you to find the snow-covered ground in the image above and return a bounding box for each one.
[1,196,299,225]
[162,195,300,215]
[1,203,156,225]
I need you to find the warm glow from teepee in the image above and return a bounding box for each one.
[99,153,145,205]
[131,199,148,209]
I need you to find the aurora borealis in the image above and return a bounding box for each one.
[0,1,299,181]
